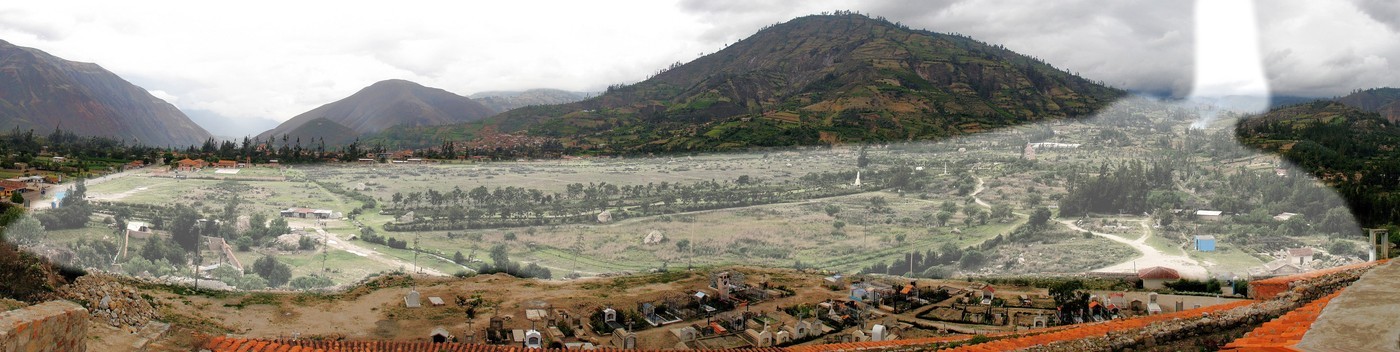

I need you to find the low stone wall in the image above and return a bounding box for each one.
[0,300,88,352]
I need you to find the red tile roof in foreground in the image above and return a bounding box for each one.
[202,336,788,352]
[1250,259,1388,300]
[204,260,1390,352]
[201,302,1257,352]
[935,300,1257,352]
[1221,288,1346,351]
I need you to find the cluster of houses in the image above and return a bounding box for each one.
[0,176,53,207]
[173,158,290,173]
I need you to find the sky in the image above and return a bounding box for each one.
[1,0,1397,137]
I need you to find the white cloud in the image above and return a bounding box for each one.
[1,0,1397,130]
[147,90,178,104]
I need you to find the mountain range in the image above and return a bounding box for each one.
[366,14,1125,152]
[0,39,211,146]
[469,89,593,115]
[255,79,494,146]
[4,13,1132,151]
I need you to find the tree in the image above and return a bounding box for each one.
[991,204,1013,220]
[825,205,841,217]
[453,251,466,264]
[940,200,958,214]
[856,147,870,168]
[938,242,963,264]
[169,206,203,252]
[489,244,510,268]
[935,211,953,226]
[1319,207,1355,235]
[4,215,43,245]
[139,238,186,266]
[675,239,690,252]
[9,191,23,205]
[1049,279,1086,309]
[958,250,986,269]
[1029,207,1052,228]
[297,235,318,250]
[1025,193,1042,207]
[267,216,290,238]
[252,256,292,287]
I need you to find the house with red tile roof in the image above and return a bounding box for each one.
[176,158,208,172]
[1137,266,1181,290]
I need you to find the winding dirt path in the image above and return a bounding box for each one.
[314,227,450,277]
[1060,219,1208,279]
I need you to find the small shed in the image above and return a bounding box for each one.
[1288,248,1314,266]
[1193,235,1216,252]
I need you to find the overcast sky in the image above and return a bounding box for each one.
[1,0,1397,136]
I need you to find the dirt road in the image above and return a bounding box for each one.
[1060,219,1209,279]
[314,227,451,277]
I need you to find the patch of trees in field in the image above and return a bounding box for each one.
[380,166,932,232]
[477,244,551,279]
[1057,159,1174,217]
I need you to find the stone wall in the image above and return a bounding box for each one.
[0,300,88,352]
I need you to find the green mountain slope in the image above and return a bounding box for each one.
[1236,100,1400,227]
[367,13,1123,152]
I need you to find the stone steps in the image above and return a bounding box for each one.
[128,321,171,351]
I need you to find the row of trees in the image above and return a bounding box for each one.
[384,166,923,232]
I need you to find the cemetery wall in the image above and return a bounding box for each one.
[0,300,88,352]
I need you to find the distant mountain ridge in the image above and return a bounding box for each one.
[366,13,1124,152]
[1336,87,1400,123]
[469,89,593,114]
[0,39,212,146]
[257,79,494,145]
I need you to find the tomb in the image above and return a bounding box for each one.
[430,326,451,343]
[404,289,421,308]
[1147,293,1162,314]
[611,328,636,349]
[871,324,887,342]
[524,329,543,349]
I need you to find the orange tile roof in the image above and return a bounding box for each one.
[1250,259,1387,300]
[0,180,28,191]
[933,300,1257,352]
[1137,266,1181,280]
[1222,289,1346,351]
[201,336,790,352]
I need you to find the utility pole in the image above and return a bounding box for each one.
[321,230,329,273]
[413,234,421,274]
